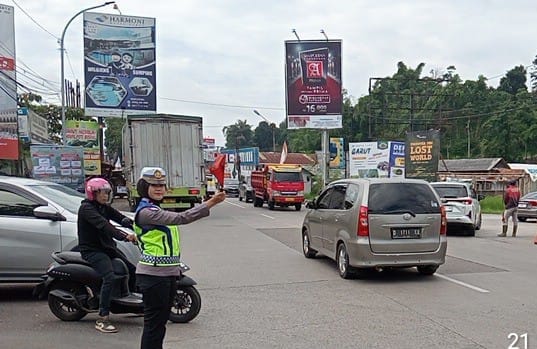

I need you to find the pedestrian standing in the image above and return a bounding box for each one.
[133,167,226,349]
[498,179,521,237]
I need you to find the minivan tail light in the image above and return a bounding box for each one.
[357,205,369,236]
[440,206,447,235]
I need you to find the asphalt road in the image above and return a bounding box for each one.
[1,198,537,349]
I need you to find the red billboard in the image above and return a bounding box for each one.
[285,40,342,129]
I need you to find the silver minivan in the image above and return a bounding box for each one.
[302,178,447,279]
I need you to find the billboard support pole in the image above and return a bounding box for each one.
[321,129,328,188]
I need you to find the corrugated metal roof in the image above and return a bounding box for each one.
[438,158,507,171]
[259,152,316,165]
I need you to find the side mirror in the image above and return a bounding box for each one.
[477,194,485,201]
[34,205,66,222]
[306,199,316,209]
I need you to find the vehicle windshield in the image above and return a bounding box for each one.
[224,179,239,185]
[28,184,84,214]
[273,172,301,182]
[368,183,440,214]
[431,185,468,198]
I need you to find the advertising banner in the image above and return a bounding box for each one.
[28,108,51,143]
[17,108,30,143]
[65,120,101,175]
[0,113,18,160]
[285,40,342,129]
[405,130,440,181]
[30,145,85,190]
[329,137,345,169]
[84,13,156,117]
[220,147,260,178]
[0,4,18,160]
[349,141,405,178]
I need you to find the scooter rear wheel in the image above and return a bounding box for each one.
[169,286,201,323]
[48,281,88,321]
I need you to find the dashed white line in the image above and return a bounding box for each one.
[436,273,490,293]
[225,200,245,208]
[260,214,275,219]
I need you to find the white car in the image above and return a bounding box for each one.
[0,176,140,283]
[431,181,484,236]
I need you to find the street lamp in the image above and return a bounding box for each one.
[60,1,116,144]
[253,110,276,152]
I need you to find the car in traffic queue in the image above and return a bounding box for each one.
[517,191,537,222]
[301,178,447,279]
[238,175,254,203]
[0,176,140,284]
[430,181,483,236]
[223,177,240,197]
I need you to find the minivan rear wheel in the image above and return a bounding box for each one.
[337,243,354,279]
[417,265,438,276]
[302,229,317,258]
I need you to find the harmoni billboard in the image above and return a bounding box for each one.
[285,40,342,129]
[84,13,156,117]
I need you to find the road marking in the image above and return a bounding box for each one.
[436,273,490,293]
[225,200,246,208]
[260,214,275,219]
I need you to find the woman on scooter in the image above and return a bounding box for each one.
[134,167,225,349]
[77,177,138,333]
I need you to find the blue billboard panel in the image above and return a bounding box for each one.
[83,13,156,117]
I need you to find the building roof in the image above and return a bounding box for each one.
[259,152,316,166]
[438,158,507,172]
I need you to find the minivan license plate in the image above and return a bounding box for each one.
[391,228,421,239]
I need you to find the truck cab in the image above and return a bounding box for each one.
[251,164,305,211]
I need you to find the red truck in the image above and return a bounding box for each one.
[251,164,305,211]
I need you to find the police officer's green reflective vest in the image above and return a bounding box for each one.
[134,198,181,266]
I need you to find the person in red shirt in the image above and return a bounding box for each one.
[499,179,521,237]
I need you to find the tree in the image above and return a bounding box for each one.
[104,117,126,162]
[222,119,254,148]
[498,65,527,95]
[253,121,276,151]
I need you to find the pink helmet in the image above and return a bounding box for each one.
[85,178,112,200]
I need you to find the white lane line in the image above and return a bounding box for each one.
[436,273,490,293]
[225,200,246,208]
[260,214,275,219]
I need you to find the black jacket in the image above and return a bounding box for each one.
[77,199,130,257]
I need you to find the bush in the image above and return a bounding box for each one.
[480,195,504,214]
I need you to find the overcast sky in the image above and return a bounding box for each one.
[8,0,537,146]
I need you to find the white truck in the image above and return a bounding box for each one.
[122,114,205,211]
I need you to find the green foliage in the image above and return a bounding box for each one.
[479,195,505,214]
[104,118,126,160]
[222,120,254,149]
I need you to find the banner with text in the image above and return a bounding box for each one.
[349,141,404,178]
[84,12,156,117]
[329,137,345,169]
[405,130,440,181]
[65,120,101,175]
[285,40,342,129]
[30,145,85,190]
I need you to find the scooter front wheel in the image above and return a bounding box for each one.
[48,281,88,321]
[169,286,201,323]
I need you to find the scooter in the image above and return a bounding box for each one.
[34,251,201,323]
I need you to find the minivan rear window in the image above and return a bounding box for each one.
[368,183,440,214]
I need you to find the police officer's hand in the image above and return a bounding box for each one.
[125,233,138,243]
[206,191,226,208]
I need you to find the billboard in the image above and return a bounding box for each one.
[285,40,342,129]
[30,145,85,190]
[83,13,156,117]
[220,147,260,179]
[405,130,440,181]
[329,137,345,169]
[0,4,17,160]
[65,120,101,175]
[348,141,404,178]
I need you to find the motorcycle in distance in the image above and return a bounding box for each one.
[34,250,201,323]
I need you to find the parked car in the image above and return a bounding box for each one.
[0,176,140,283]
[301,178,447,279]
[238,175,254,203]
[430,181,483,236]
[223,178,239,197]
[517,191,537,222]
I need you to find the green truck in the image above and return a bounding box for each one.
[122,114,206,211]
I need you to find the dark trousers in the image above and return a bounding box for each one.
[137,274,177,349]
[81,251,118,317]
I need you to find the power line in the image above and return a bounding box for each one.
[11,0,59,40]
[159,96,283,111]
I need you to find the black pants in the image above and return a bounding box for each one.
[81,251,118,317]
[137,274,177,349]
